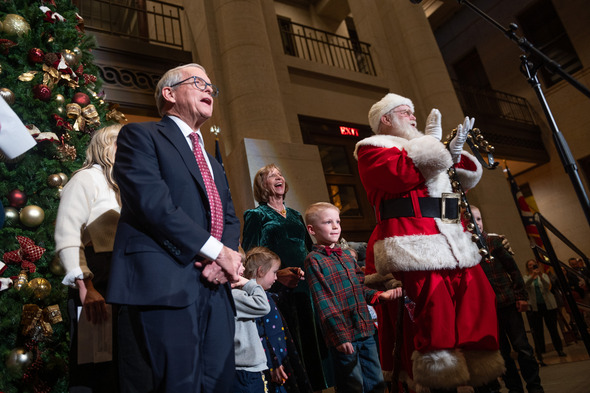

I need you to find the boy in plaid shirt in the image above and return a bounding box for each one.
[303,202,402,393]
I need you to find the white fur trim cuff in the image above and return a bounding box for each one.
[405,136,453,181]
[464,350,505,387]
[412,349,470,389]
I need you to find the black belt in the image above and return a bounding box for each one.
[379,194,460,222]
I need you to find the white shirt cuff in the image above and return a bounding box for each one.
[199,236,223,261]
[62,267,85,288]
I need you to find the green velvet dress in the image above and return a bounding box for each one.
[242,203,332,390]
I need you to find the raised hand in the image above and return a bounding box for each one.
[424,108,442,141]
[449,117,475,163]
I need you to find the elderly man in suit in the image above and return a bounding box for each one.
[107,63,242,393]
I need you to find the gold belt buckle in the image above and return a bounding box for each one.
[441,192,461,223]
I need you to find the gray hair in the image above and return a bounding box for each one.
[154,63,207,116]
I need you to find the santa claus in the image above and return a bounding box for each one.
[355,93,504,393]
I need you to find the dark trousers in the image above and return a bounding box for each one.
[118,283,235,393]
[528,303,563,356]
[232,370,265,393]
[68,249,118,393]
[496,305,542,393]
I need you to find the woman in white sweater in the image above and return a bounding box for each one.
[523,259,566,364]
[55,124,122,392]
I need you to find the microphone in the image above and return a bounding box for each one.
[409,0,423,3]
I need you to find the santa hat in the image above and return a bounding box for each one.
[368,93,414,133]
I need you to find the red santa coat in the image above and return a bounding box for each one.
[355,134,503,390]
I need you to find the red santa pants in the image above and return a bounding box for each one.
[377,265,499,378]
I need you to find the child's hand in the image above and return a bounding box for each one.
[379,287,403,302]
[277,267,305,288]
[270,365,288,385]
[336,342,354,355]
[231,276,250,289]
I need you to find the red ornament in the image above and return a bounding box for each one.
[8,189,27,208]
[72,92,90,106]
[28,48,45,64]
[33,84,51,102]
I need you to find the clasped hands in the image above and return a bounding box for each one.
[423,108,475,163]
[195,246,242,285]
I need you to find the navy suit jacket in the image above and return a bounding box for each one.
[107,116,240,307]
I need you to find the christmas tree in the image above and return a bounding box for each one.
[0,1,124,391]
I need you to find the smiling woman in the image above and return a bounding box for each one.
[242,163,332,391]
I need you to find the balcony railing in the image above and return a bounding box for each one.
[452,81,548,163]
[453,81,536,125]
[75,0,184,49]
[278,20,376,76]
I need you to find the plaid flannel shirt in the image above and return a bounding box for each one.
[304,244,380,348]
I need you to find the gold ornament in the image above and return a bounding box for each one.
[28,278,52,300]
[55,94,65,104]
[73,47,82,61]
[58,172,69,185]
[47,173,63,187]
[20,205,45,227]
[56,106,64,115]
[5,348,33,374]
[14,271,28,291]
[50,255,65,276]
[61,49,78,67]
[0,87,15,106]
[2,14,30,36]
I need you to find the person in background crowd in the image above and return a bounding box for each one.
[471,206,544,393]
[524,259,567,364]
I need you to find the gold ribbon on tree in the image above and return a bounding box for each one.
[18,64,78,89]
[3,236,45,273]
[66,102,100,131]
[21,304,63,337]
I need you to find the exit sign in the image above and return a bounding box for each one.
[340,126,359,136]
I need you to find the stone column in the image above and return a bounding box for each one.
[348,0,464,129]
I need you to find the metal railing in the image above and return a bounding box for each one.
[278,20,376,76]
[532,212,590,356]
[76,0,184,49]
[453,81,536,125]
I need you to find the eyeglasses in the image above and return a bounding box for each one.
[393,109,414,117]
[169,76,219,97]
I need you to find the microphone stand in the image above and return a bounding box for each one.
[455,0,590,228]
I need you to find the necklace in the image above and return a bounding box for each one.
[269,203,286,217]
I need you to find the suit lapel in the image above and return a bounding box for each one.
[156,117,207,192]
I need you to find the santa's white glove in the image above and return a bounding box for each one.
[424,108,442,141]
[449,117,474,163]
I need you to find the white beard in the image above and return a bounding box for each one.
[392,116,423,140]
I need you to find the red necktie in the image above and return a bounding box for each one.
[189,132,223,240]
[325,247,342,256]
